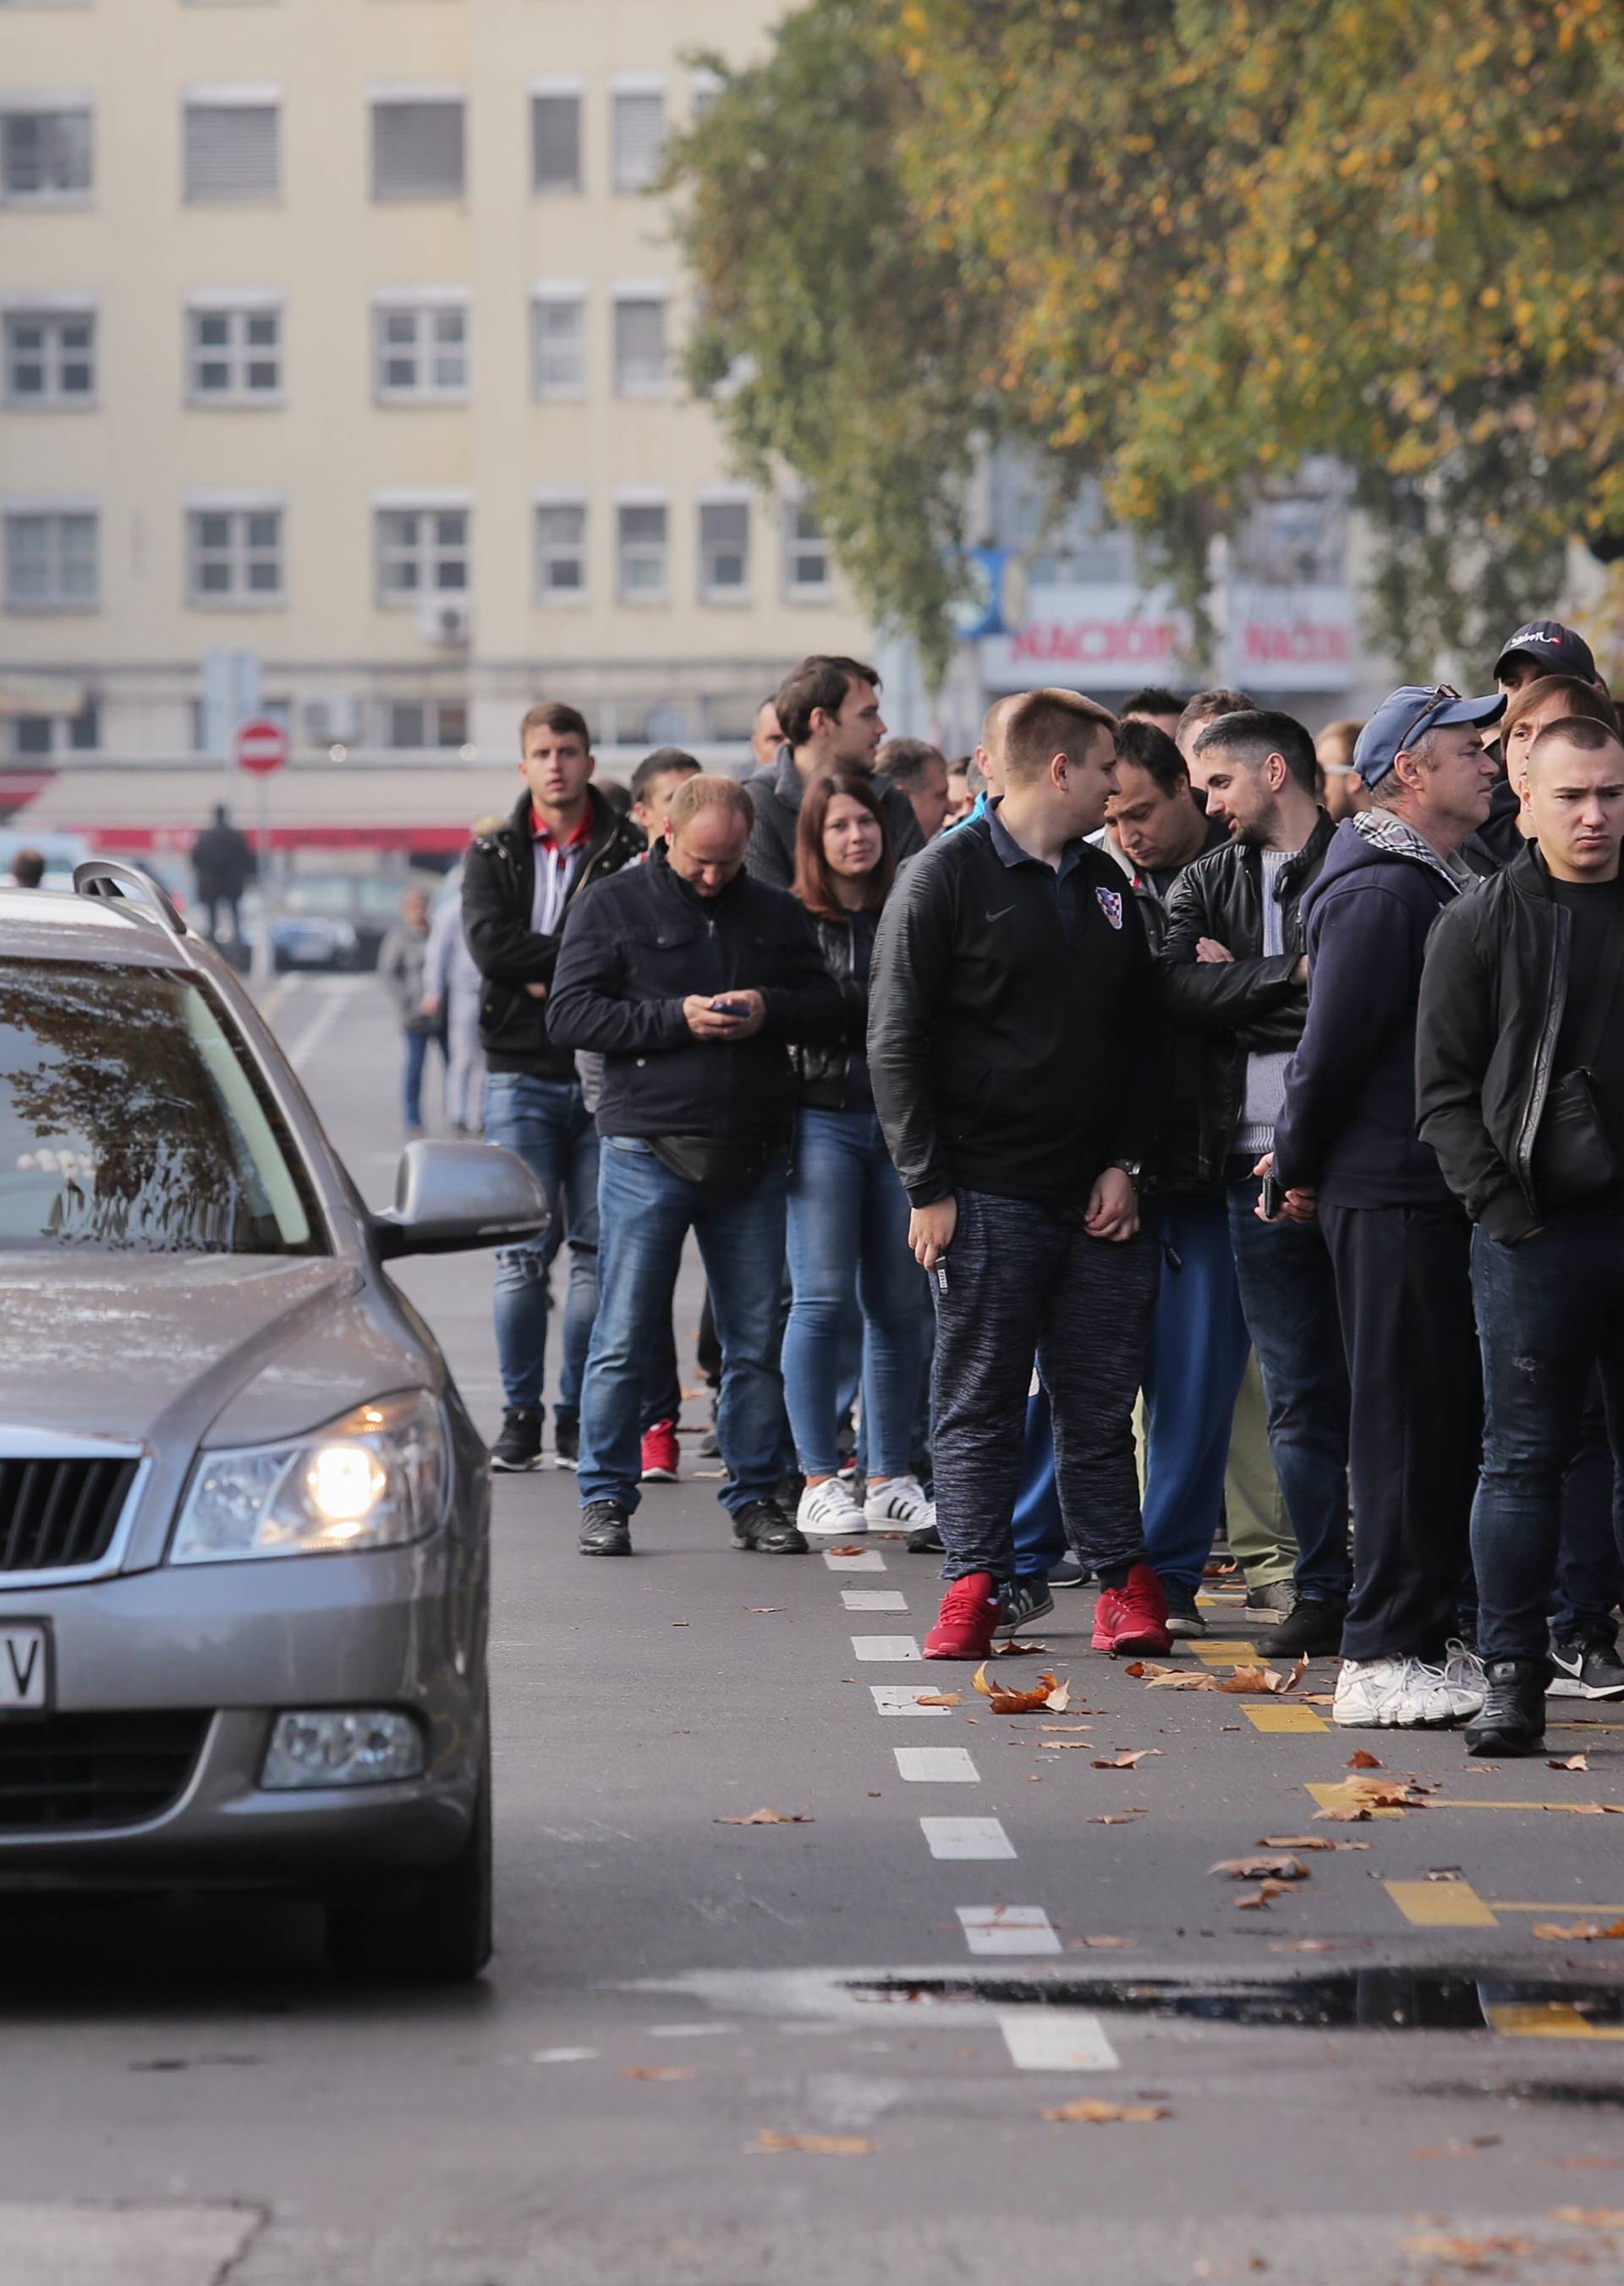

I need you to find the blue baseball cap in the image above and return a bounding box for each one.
[1352,684,1506,789]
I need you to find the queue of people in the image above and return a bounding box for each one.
[458,632,1624,1764]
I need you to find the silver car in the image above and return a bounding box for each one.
[0,862,546,1981]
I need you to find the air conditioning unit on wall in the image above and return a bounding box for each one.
[417,596,474,647]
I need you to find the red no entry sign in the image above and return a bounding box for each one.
[234,717,288,775]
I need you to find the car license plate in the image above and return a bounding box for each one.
[0,1625,50,1715]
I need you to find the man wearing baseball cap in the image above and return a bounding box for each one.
[1479,624,1605,866]
[1270,684,1503,1724]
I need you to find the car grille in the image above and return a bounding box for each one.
[0,1456,139,1574]
[0,1712,209,1831]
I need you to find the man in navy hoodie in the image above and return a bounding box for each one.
[1271,685,1502,1730]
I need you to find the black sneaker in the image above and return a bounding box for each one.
[1463,1657,1547,1756]
[1265,1594,1347,1659]
[1160,1578,1206,1639]
[995,1575,1054,1640]
[1246,1580,1298,1615]
[698,1426,721,1459]
[1548,1636,1624,1701]
[553,1415,579,1471]
[490,1409,544,1472]
[1049,1553,1091,1590]
[906,1517,945,1554]
[579,1500,633,1557]
[732,1499,808,1554]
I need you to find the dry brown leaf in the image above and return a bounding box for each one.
[1091,1749,1163,1769]
[623,2065,696,2081]
[1038,1722,1094,1731]
[826,1545,867,1557]
[1299,1693,1337,1706]
[749,2130,875,2157]
[1549,1753,1591,1772]
[1426,1867,1464,1882]
[1312,1805,1374,1823]
[1079,1934,1137,1948]
[1402,2234,1530,2269]
[1548,2206,1624,2226]
[1040,2099,1170,2124]
[1045,1678,1073,1712]
[972,1662,1067,1713]
[914,1692,960,1707]
[1259,1836,1372,1852]
[1235,1880,1287,1910]
[1216,1664,1282,1695]
[1530,1918,1624,1942]
[986,1639,1047,1657]
[1088,1812,1145,1825]
[1131,1661,1220,1692]
[1041,1739,1100,1750]
[745,1607,781,1614]
[1210,1855,1310,1882]
[715,1806,814,1826]
[1346,1749,1382,1769]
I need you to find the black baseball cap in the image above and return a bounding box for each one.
[1493,619,1598,685]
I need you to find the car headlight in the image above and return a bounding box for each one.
[172,1391,447,1563]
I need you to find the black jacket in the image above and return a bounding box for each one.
[1157,811,1336,1184]
[545,845,844,1141]
[744,747,924,888]
[1417,838,1605,1242]
[462,788,643,1077]
[791,908,874,1111]
[867,809,1159,1209]
[1274,818,1464,1207]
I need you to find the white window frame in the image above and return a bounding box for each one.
[610,74,666,195]
[616,487,669,607]
[184,490,285,609]
[372,489,472,609]
[372,288,469,404]
[531,283,586,401]
[185,290,285,407]
[3,494,99,613]
[612,282,670,400]
[697,486,752,606]
[534,488,588,607]
[783,497,833,601]
[0,91,93,206]
[2,294,96,409]
[530,76,582,195]
[182,84,281,204]
[368,83,466,203]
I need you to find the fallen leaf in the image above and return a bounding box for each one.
[1311,1805,1374,1823]
[1549,1754,1591,1772]
[1045,1678,1073,1712]
[867,1790,881,1798]
[972,1662,1067,1713]
[715,1807,814,1826]
[1259,1836,1371,1852]
[986,1639,1048,1657]
[1235,1881,1287,1910]
[1078,1934,1135,1948]
[1346,1750,1382,1769]
[1530,1919,1624,1942]
[1088,1812,1146,1824]
[1217,1654,1309,1696]
[670,1620,690,1627]
[1548,2206,1624,2226]
[745,1607,782,1614]
[914,1692,960,1707]
[1040,2100,1170,2124]
[1300,1693,1337,1706]
[1271,1939,1337,1953]
[1037,1722,1094,1732]
[1041,1739,1100,1750]
[1210,1855,1310,1882]
[1402,2234,1530,2269]
[1133,1661,1220,1691]
[1091,1749,1163,1769]
[1426,1868,1464,1882]
[623,2065,695,2081]
[749,2130,876,2157]
[826,1545,867,1556]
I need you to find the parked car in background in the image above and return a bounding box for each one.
[0,860,548,1981]
[280,871,442,970]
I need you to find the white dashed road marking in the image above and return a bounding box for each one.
[920,1816,1015,1860]
[824,1549,886,1572]
[999,2014,1119,2071]
[842,1588,907,1612]
[287,988,346,1071]
[893,1747,979,1783]
[852,1635,920,1662]
[870,1685,947,1717]
[957,1905,1062,1956]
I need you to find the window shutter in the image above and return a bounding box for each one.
[612,91,665,191]
[372,101,465,199]
[184,104,278,201]
[531,95,580,192]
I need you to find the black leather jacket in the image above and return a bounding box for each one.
[1156,811,1336,1185]
[790,908,874,1109]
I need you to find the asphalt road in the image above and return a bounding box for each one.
[4,975,1624,2286]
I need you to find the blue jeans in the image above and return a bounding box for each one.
[1226,1179,1352,1603]
[579,1138,789,1517]
[1472,1214,1624,1664]
[783,1108,926,1478]
[484,1074,600,1421]
[1142,1198,1254,1589]
[1012,1383,1066,1578]
[402,1027,442,1131]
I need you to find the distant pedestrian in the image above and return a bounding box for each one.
[191,804,256,942]
[547,775,843,1558]
[377,887,442,1137]
[745,657,923,887]
[750,698,785,773]
[423,855,488,1137]
[875,738,952,844]
[8,849,45,889]
[1119,686,1188,742]
[629,747,700,855]
[943,756,973,822]
[1315,718,1370,824]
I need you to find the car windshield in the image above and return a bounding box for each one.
[0,960,326,1255]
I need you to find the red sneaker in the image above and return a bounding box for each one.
[924,1573,1001,1661]
[639,1420,681,1483]
[1092,1563,1172,1657]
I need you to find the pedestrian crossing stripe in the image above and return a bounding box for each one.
[1384,1878,1498,1927]
[1243,1705,1327,1734]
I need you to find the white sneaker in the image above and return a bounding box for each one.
[1333,1654,1482,1728]
[797,1477,866,1536]
[864,1474,935,1533]
[1441,1639,1488,1717]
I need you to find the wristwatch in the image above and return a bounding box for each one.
[1110,1158,1142,1188]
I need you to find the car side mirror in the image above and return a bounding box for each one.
[372,1139,550,1260]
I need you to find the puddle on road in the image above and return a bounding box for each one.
[845,1969,1624,2034]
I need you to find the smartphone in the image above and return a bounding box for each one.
[1259,1173,1283,1221]
[710,997,748,1018]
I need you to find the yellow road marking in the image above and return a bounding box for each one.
[1384,1878,1498,1928]
[1243,1704,1327,1734]
[1303,1783,1624,1816]
[1488,1901,1624,1914]
[1193,1640,1259,1664]
[1486,2003,1624,2041]
[1306,1782,1404,1818]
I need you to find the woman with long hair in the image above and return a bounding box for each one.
[785,772,932,1538]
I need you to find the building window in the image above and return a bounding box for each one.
[613,296,667,398]
[531,90,581,193]
[187,507,283,604]
[374,300,468,402]
[617,502,667,604]
[188,302,283,403]
[535,499,586,602]
[0,105,92,202]
[183,98,279,201]
[376,506,469,604]
[611,86,665,192]
[532,292,585,398]
[784,501,831,597]
[382,700,467,750]
[371,99,464,201]
[3,308,96,405]
[13,698,98,759]
[3,509,98,609]
[699,500,750,602]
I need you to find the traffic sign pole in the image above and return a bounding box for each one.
[233,718,288,992]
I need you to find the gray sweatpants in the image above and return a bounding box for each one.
[931,1186,1160,1584]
